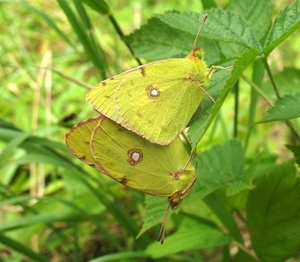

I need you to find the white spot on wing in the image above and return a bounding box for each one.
[128,149,143,166]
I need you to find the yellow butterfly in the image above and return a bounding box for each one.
[65,115,195,243]
[86,15,211,145]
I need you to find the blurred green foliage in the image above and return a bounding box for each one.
[0,0,300,261]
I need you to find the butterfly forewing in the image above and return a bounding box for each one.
[86,50,209,145]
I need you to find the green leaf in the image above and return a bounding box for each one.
[139,139,253,240]
[145,217,231,258]
[201,0,217,9]
[260,93,300,122]
[204,193,244,243]
[0,130,32,168]
[137,196,166,238]
[0,232,50,262]
[0,124,74,171]
[247,160,300,262]
[188,68,231,146]
[126,9,261,65]
[17,1,74,47]
[229,0,274,41]
[264,0,300,56]
[188,47,260,146]
[156,9,261,49]
[89,251,149,262]
[81,0,110,14]
[286,144,300,168]
[262,68,300,98]
[58,0,107,78]
[124,16,223,65]
[190,140,254,200]
[0,213,86,231]
[124,17,195,60]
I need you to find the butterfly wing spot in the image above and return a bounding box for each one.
[140,66,146,76]
[119,176,128,185]
[87,163,97,169]
[127,149,143,166]
[185,75,194,82]
[171,170,183,180]
[77,155,87,161]
[101,81,106,86]
[146,86,160,99]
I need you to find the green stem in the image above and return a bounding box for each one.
[244,58,300,142]
[262,57,300,141]
[233,240,260,261]
[234,209,248,225]
[241,74,273,106]
[243,74,300,141]
[284,120,300,142]
[108,14,142,66]
[233,80,239,138]
[262,57,281,99]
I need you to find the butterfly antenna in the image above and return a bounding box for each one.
[193,14,208,50]
[157,202,171,244]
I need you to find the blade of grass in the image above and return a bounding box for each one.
[58,0,107,79]
[0,232,50,262]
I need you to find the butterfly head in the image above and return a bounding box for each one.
[186,47,204,61]
[168,191,184,210]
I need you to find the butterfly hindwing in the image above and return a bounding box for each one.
[65,115,195,197]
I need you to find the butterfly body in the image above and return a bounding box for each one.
[86,48,209,145]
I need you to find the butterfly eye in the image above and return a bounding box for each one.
[127,149,143,166]
[146,86,160,99]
